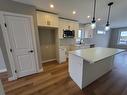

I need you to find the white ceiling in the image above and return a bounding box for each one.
[13,0,127,28]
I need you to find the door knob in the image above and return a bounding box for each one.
[28,50,34,53]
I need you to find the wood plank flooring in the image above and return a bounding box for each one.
[1,52,127,95]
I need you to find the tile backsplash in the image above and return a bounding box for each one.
[60,38,76,46]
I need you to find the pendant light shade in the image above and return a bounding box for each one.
[91,18,96,29]
[91,0,96,29]
[105,22,110,31]
[105,2,113,31]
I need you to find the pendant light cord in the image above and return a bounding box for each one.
[93,0,96,20]
[106,2,113,25]
[107,5,111,24]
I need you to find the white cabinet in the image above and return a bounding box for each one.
[73,22,79,39]
[0,80,5,95]
[84,24,94,38]
[37,11,59,28]
[59,48,66,63]
[59,19,65,39]
[58,18,79,39]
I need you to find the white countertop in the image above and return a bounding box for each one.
[69,47,125,63]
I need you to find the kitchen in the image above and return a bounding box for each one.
[0,0,127,95]
[37,10,111,64]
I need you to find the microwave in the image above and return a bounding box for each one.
[63,30,75,38]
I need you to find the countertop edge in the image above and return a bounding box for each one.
[69,49,125,64]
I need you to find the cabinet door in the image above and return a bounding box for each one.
[54,15,59,27]
[58,19,64,39]
[69,21,74,30]
[50,14,59,27]
[59,49,66,63]
[73,22,79,39]
[64,20,70,30]
[37,11,59,27]
[45,14,51,26]
[37,11,47,26]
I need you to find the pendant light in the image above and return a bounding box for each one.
[91,0,96,29]
[105,2,114,31]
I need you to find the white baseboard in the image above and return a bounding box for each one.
[38,68,43,73]
[0,69,7,73]
[41,59,56,64]
[8,76,17,81]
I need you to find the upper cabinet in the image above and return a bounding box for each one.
[58,18,79,39]
[84,24,94,38]
[37,11,59,28]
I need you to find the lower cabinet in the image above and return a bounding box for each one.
[59,48,67,63]
[58,45,91,63]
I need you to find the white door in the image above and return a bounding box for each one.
[4,15,37,78]
[0,47,7,73]
[0,80,5,95]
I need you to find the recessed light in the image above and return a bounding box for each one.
[50,4,54,8]
[73,11,76,15]
[97,18,101,21]
[87,16,90,18]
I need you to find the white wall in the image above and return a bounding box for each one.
[80,24,111,47]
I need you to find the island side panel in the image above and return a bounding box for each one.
[82,56,114,88]
[69,54,84,89]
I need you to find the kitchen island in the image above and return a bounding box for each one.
[69,47,124,89]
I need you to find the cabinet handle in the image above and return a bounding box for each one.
[28,50,34,53]
[68,26,70,30]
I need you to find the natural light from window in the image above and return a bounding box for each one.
[118,31,127,45]
[78,29,82,38]
[97,30,106,34]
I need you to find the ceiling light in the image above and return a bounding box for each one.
[97,18,101,21]
[87,16,90,18]
[73,11,76,15]
[50,4,54,8]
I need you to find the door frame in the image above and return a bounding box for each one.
[0,11,40,80]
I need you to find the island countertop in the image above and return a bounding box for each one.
[69,47,125,64]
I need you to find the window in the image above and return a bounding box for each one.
[97,30,106,34]
[76,29,84,43]
[118,31,127,45]
[77,29,85,38]
[78,29,82,38]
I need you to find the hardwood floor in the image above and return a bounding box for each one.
[1,52,127,95]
